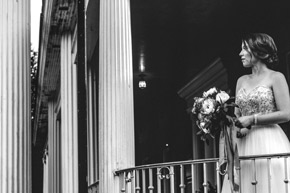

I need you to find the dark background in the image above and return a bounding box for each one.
[131,0,290,165]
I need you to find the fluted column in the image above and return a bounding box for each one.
[0,0,31,193]
[99,0,135,192]
[60,32,79,193]
[47,101,60,193]
[43,158,48,193]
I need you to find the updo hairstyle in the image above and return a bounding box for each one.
[242,33,279,68]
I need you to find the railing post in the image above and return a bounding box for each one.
[284,157,289,193]
[216,162,221,193]
[142,169,146,193]
[180,165,186,193]
[131,171,136,193]
[136,170,141,193]
[157,168,162,193]
[239,160,242,193]
[148,169,154,193]
[203,163,208,193]
[121,172,126,193]
[191,164,196,193]
[170,166,175,193]
[251,159,258,193]
[267,158,271,193]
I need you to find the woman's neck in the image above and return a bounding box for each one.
[251,62,269,76]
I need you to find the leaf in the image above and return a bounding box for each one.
[197,130,203,135]
[226,103,239,108]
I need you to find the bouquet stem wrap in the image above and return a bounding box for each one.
[219,119,240,192]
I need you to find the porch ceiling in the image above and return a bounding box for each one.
[43,0,77,96]
[34,0,77,146]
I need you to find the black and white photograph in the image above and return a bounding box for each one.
[1,0,290,192]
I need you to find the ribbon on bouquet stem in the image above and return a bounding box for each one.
[219,120,240,192]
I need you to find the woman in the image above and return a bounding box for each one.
[222,33,290,193]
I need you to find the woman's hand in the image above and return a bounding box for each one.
[237,128,250,138]
[235,115,254,128]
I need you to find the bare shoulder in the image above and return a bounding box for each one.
[236,75,249,91]
[237,74,250,85]
[269,70,286,82]
[268,70,289,91]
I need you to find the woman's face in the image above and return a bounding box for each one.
[239,41,257,67]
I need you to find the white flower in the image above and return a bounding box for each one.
[215,91,230,104]
[196,97,203,103]
[192,97,204,114]
[203,87,218,97]
[202,128,210,134]
[199,122,210,133]
[202,99,215,114]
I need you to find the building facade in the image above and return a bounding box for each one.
[33,0,290,193]
[35,0,135,192]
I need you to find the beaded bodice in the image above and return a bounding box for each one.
[236,86,277,116]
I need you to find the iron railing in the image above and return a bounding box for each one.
[88,181,99,193]
[114,153,290,193]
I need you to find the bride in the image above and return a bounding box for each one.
[221,33,290,193]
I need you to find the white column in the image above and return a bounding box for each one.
[99,0,135,192]
[43,158,48,193]
[0,0,31,193]
[48,102,53,193]
[87,61,99,185]
[47,101,58,193]
[56,119,61,193]
[61,33,79,193]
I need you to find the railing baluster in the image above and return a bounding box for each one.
[131,171,136,193]
[239,159,242,193]
[216,162,221,193]
[203,163,208,193]
[284,157,289,193]
[157,167,162,193]
[191,164,196,193]
[267,158,271,193]
[121,172,126,193]
[148,168,154,193]
[252,159,258,193]
[136,170,141,193]
[170,166,175,193]
[113,153,290,193]
[180,165,186,193]
[142,169,146,193]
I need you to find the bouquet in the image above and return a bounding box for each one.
[191,87,240,191]
[191,87,237,142]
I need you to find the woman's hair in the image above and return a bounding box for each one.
[242,33,279,68]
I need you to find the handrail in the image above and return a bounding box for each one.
[114,158,219,175]
[114,152,290,175]
[88,180,99,189]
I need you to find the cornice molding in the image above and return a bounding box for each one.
[178,58,228,106]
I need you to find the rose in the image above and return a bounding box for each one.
[199,122,210,133]
[215,91,230,104]
[201,98,216,114]
[203,87,217,97]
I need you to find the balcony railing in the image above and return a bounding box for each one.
[114,153,290,193]
[88,181,99,193]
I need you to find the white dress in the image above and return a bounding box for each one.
[221,86,290,193]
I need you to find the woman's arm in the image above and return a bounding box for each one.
[256,72,290,124]
[234,76,244,118]
[238,72,290,127]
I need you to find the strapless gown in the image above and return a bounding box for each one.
[221,86,290,193]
